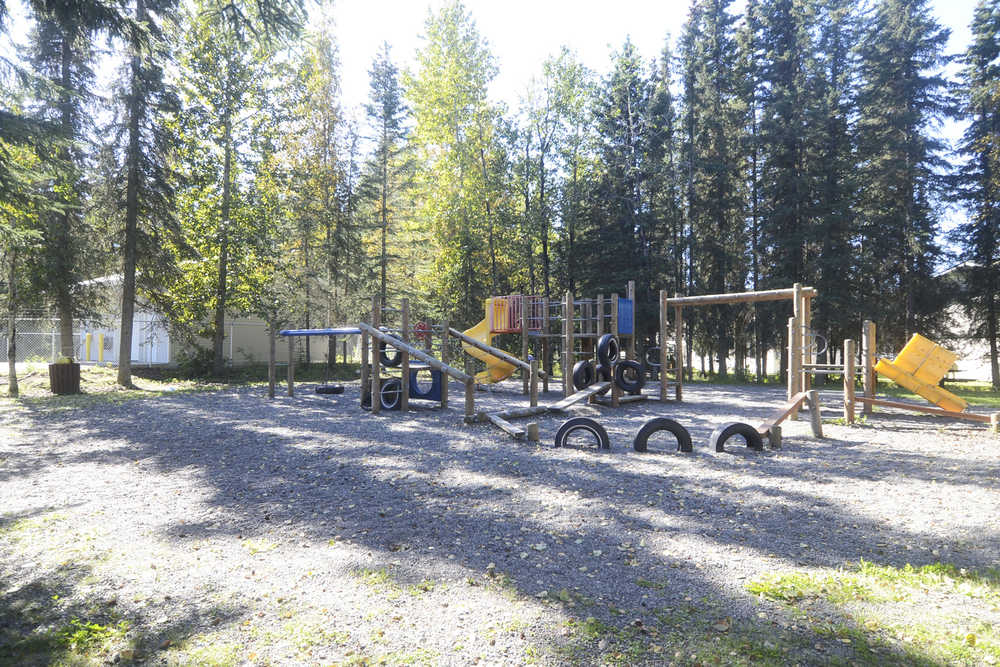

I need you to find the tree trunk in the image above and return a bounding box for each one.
[539,151,550,301]
[7,246,19,397]
[55,31,76,360]
[212,112,232,376]
[988,290,999,390]
[118,0,145,386]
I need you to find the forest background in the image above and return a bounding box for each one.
[1,0,999,390]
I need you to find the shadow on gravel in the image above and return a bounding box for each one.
[10,382,999,664]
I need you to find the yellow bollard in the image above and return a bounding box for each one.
[98,333,104,362]
[85,332,92,361]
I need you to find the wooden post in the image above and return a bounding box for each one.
[542,299,550,393]
[342,340,348,364]
[768,424,782,450]
[807,389,824,438]
[803,295,813,392]
[627,280,636,359]
[521,297,530,395]
[843,338,856,424]
[268,322,276,399]
[674,299,684,401]
[611,370,621,408]
[530,359,538,407]
[440,318,450,409]
[563,291,574,398]
[611,293,619,348]
[788,317,799,420]
[793,283,805,399]
[400,298,410,412]
[526,422,539,442]
[287,336,295,397]
[659,290,668,401]
[464,379,475,423]
[360,328,369,397]
[991,413,999,434]
[371,295,381,414]
[596,294,604,337]
[862,320,875,416]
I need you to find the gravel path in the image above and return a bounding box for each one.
[1,380,998,665]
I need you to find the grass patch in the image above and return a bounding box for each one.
[0,617,131,665]
[748,560,1000,665]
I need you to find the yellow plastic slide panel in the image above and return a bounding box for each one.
[874,358,968,412]
[462,305,517,384]
[892,333,958,385]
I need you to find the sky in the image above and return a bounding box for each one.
[330,0,980,117]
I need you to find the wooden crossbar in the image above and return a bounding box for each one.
[757,391,809,435]
[856,396,992,423]
[359,323,473,383]
[549,382,612,412]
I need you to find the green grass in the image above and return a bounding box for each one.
[0,617,132,665]
[0,361,362,410]
[747,560,1000,666]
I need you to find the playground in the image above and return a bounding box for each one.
[2,365,1000,664]
[3,284,1000,665]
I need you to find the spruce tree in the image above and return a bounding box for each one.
[855,0,953,347]
[953,0,1000,387]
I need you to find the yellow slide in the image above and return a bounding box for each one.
[874,333,968,412]
[462,301,517,384]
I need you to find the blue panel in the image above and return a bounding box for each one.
[409,368,443,402]
[618,298,634,335]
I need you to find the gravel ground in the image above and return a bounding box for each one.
[1,379,998,665]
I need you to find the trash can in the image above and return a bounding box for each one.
[49,362,81,395]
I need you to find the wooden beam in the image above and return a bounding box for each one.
[856,396,993,423]
[757,391,809,435]
[521,297,530,395]
[495,405,550,420]
[666,286,817,307]
[360,323,474,384]
[550,382,611,412]
[592,394,646,406]
[542,298,550,393]
[486,413,525,440]
[530,359,538,408]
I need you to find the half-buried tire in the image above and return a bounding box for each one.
[379,377,403,410]
[633,418,693,453]
[613,359,645,394]
[572,360,596,390]
[379,341,402,367]
[710,421,763,452]
[554,417,610,450]
[597,334,620,367]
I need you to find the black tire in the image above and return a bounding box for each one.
[613,359,645,393]
[361,384,372,410]
[379,341,402,367]
[596,363,612,382]
[633,418,692,453]
[554,417,610,450]
[597,334,620,367]
[316,384,344,395]
[644,346,662,368]
[710,421,764,452]
[380,377,402,410]
[572,360,596,390]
